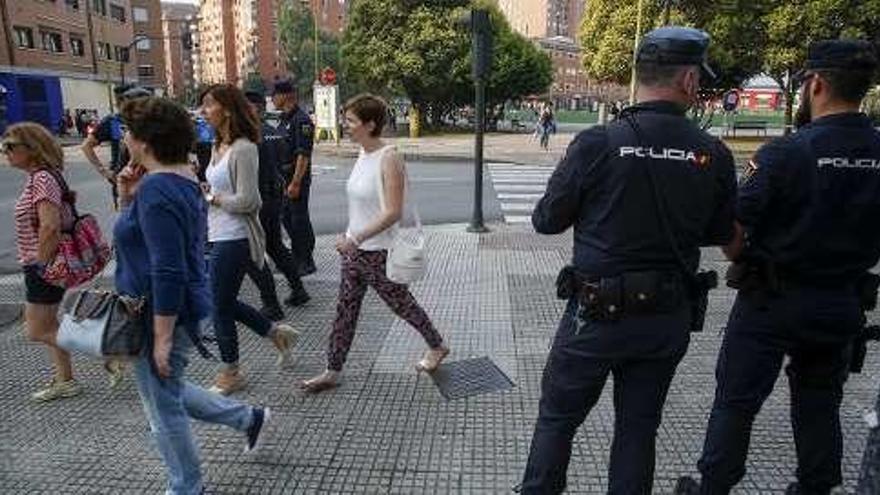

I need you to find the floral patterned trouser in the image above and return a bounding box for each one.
[328,249,443,371]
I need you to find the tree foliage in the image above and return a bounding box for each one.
[278,1,343,98]
[342,0,552,127]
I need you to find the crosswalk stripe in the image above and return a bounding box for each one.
[488,164,555,225]
[498,193,543,200]
[494,184,547,192]
[501,203,537,212]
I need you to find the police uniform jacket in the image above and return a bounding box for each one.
[533,101,737,278]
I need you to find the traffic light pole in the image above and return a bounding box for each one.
[466,9,491,234]
[468,74,488,233]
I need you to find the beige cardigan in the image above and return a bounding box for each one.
[211,138,266,268]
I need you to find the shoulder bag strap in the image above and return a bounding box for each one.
[616,111,697,287]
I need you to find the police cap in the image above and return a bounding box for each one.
[805,39,878,72]
[244,90,265,106]
[272,80,296,96]
[122,87,151,100]
[637,26,716,80]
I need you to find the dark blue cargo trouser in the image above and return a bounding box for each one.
[697,287,859,495]
[522,299,691,494]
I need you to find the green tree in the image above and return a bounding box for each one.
[343,0,552,128]
[278,1,343,99]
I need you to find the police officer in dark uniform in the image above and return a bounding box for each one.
[82,85,150,207]
[242,90,311,321]
[519,27,736,494]
[675,40,880,495]
[272,81,317,276]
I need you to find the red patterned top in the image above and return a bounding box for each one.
[14,170,73,265]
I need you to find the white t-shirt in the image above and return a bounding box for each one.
[346,145,398,251]
[207,149,249,242]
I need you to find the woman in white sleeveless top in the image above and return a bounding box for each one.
[301,94,449,392]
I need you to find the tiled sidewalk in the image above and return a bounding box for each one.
[0,224,877,493]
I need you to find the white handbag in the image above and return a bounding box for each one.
[376,147,426,284]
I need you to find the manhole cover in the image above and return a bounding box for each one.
[430,356,515,400]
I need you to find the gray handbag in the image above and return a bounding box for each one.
[56,290,146,358]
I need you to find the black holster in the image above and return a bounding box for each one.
[687,270,718,333]
[556,267,685,322]
[726,259,780,294]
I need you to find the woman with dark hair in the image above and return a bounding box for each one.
[116,97,270,494]
[301,94,449,392]
[200,84,298,395]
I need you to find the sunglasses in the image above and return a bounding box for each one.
[1,141,28,154]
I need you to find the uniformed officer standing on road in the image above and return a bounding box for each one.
[519,27,737,494]
[675,40,880,495]
[272,81,317,276]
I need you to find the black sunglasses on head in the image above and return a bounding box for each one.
[1,141,28,154]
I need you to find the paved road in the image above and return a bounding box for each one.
[0,149,505,273]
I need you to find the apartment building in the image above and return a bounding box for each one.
[130,0,165,90]
[0,0,140,131]
[161,1,197,99]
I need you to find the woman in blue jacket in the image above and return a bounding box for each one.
[115,97,269,494]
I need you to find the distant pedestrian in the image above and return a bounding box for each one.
[115,96,271,494]
[300,94,450,393]
[4,123,82,402]
[199,84,299,395]
[538,104,555,150]
[193,114,215,182]
[272,81,317,276]
[81,85,150,208]
[243,89,311,320]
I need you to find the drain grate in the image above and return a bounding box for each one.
[429,356,515,400]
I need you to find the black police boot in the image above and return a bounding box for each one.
[674,476,702,495]
[284,288,311,307]
[259,304,285,322]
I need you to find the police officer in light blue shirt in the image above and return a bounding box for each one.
[520,27,737,494]
[676,40,880,495]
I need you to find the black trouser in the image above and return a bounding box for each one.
[522,299,690,494]
[697,287,859,494]
[245,196,306,304]
[282,174,315,268]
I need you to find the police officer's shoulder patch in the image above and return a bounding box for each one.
[301,124,312,137]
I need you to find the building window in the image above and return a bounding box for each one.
[65,0,80,9]
[109,4,126,22]
[13,27,35,49]
[41,31,64,53]
[136,38,151,51]
[70,36,85,56]
[92,0,106,16]
[133,7,148,22]
[98,42,112,60]
[114,46,130,62]
[138,65,155,78]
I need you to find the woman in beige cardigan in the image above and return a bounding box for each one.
[200,84,298,395]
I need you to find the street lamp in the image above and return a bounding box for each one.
[120,34,149,86]
[628,0,645,105]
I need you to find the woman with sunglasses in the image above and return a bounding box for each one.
[3,123,81,402]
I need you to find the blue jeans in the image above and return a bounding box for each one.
[134,325,255,495]
[209,239,273,364]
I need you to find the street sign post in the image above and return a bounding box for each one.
[314,70,340,145]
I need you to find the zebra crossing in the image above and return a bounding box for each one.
[488,162,554,224]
